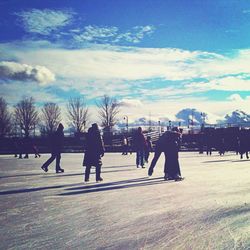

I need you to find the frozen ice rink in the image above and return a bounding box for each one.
[0,152,249,249]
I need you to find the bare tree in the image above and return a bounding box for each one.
[41,102,61,134]
[14,97,39,137]
[67,97,89,133]
[0,97,12,137]
[97,95,120,130]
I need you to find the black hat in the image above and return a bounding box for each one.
[92,123,98,130]
[57,123,64,131]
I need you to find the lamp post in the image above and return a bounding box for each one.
[158,120,161,135]
[124,116,128,134]
[199,112,205,154]
[191,110,194,133]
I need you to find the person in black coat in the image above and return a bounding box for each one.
[83,123,105,182]
[41,123,65,173]
[205,132,213,156]
[133,127,147,168]
[16,137,24,159]
[23,136,31,159]
[148,127,183,181]
[13,137,19,158]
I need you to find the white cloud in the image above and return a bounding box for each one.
[74,25,155,44]
[15,7,154,44]
[0,82,61,105]
[114,25,155,43]
[117,96,250,125]
[0,61,55,84]
[139,86,195,98]
[4,41,250,102]
[225,94,250,114]
[2,41,250,116]
[15,9,74,35]
[119,98,143,107]
[227,94,243,102]
[193,49,250,79]
[188,76,250,92]
[5,45,211,81]
[74,25,118,42]
[76,79,131,99]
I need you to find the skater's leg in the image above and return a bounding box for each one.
[56,153,64,172]
[140,150,145,167]
[55,153,61,170]
[85,165,91,181]
[96,164,103,181]
[148,148,161,176]
[165,157,175,179]
[164,152,169,179]
[136,151,140,167]
[165,150,181,180]
[41,153,56,171]
[125,145,128,155]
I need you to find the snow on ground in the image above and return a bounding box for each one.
[0,152,249,249]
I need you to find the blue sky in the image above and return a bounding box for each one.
[1,0,250,123]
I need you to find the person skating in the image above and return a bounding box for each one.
[205,131,213,156]
[218,137,225,156]
[13,138,19,158]
[83,123,105,182]
[22,136,30,159]
[41,123,65,173]
[133,127,147,168]
[148,127,184,181]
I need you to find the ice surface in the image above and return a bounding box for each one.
[0,152,249,249]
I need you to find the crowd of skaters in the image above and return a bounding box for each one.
[200,127,250,159]
[38,123,184,182]
[13,138,41,159]
[12,123,250,183]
